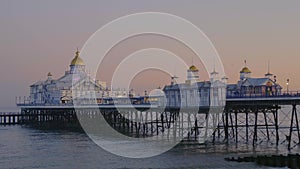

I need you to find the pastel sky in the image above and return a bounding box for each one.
[1,0,300,109]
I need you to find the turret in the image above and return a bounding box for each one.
[265,61,273,78]
[240,60,251,80]
[210,69,218,83]
[186,65,199,84]
[47,72,52,81]
[70,48,85,74]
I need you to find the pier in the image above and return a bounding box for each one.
[6,52,300,150]
[224,94,300,150]
[0,92,297,150]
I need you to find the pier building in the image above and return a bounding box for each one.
[163,65,226,108]
[29,49,128,105]
[163,61,282,108]
[227,62,282,97]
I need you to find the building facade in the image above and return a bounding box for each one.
[163,62,283,108]
[163,65,227,108]
[29,49,128,105]
[227,63,282,97]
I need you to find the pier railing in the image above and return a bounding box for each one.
[16,91,300,107]
[227,91,300,99]
[16,103,74,107]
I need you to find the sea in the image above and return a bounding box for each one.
[0,107,293,169]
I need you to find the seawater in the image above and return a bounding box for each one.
[0,106,296,168]
[0,125,289,169]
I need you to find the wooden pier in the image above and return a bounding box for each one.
[0,95,299,150]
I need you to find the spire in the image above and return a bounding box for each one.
[267,60,270,73]
[189,56,198,71]
[210,59,218,83]
[211,56,218,75]
[265,60,273,78]
[192,56,194,65]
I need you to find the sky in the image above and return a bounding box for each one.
[1,0,300,109]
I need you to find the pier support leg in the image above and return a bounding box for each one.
[235,111,238,143]
[253,111,258,146]
[161,113,164,133]
[229,111,235,140]
[156,112,159,135]
[263,110,270,140]
[224,111,229,143]
[273,106,279,145]
[246,110,249,143]
[288,104,300,150]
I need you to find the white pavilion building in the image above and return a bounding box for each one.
[163,65,226,108]
[226,62,282,97]
[29,49,127,105]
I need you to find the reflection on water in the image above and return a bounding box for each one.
[0,125,291,169]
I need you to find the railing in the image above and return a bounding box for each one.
[17,90,300,107]
[227,91,300,99]
[15,96,30,105]
[16,103,74,107]
[16,102,152,107]
[0,112,20,115]
[16,96,156,107]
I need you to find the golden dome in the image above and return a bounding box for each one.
[47,72,52,76]
[70,50,85,66]
[189,65,198,71]
[240,67,251,73]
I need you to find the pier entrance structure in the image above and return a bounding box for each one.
[27,49,128,105]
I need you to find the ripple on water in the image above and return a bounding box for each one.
[0,125,291,169]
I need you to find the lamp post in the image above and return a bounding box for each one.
[286,79,290,94]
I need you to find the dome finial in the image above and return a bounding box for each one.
[192,56,194,65]
[240,59,251,73]
[75,47,80,57]
[70,48,85,66]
